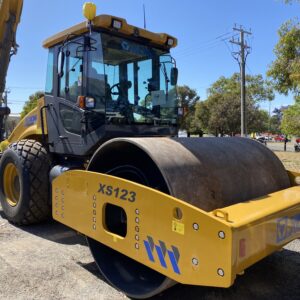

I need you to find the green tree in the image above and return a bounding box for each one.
[194,73,273,136]
[192,101,209,135]
[269,115,281,134]
[20,91,44,119]
[268,107,283,134]
[208,73,274,102]
[177,85,200,134]
[248,109,269,133]
[267,19,300,101]
[281,103,300,135]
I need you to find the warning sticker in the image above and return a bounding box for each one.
[276,214,300,243]
[172,220,185,235]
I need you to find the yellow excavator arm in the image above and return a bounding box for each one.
[0,0,23,95]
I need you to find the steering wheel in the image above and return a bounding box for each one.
[110,81,132,96]
[110,83,121,96]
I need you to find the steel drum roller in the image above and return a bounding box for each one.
[87,137,290,298]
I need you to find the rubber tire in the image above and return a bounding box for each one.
[0,139,51,225]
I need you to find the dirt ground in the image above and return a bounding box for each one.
[275,151,300,173]
[0,151,299,300]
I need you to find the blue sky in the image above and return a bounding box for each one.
[6,0,299,113]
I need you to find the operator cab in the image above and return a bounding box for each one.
[43,15,179,157]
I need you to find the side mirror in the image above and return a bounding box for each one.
[170,67,178,86]
[57,50,65,78]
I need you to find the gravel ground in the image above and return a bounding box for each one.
[275,151,300,173]
[267,141,295,153]
[0,152,299,300]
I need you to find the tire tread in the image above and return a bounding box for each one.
[9,139,51,225]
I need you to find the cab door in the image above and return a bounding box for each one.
[45,34,107,157]
[44,37,88,156]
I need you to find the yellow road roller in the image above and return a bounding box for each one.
[0,2,299,298]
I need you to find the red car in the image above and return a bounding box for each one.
[274,136,285,142]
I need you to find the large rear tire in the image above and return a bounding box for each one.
[0,139,51,225]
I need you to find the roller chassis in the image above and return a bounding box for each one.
[53,170,300,292]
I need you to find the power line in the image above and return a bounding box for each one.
[176,32,232,53]
[176,35,233,56]
[176,41,225,58]
[176,37,237,62]
[245,62,253,75]
[223,39,234,57]
[175,31,235,56]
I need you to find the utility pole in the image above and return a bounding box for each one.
[230,26,252,137]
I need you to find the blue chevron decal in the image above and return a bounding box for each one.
[144,236,181,274]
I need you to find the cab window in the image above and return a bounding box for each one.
[58,38,84,102]
[87,34,105,112]
[45,48,54,95]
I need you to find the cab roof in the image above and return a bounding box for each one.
[43,14,178,49]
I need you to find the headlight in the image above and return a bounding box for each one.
[112,19,122,30]
[167,38,174,46]
[85,97,95,108]
[77,96,95,109]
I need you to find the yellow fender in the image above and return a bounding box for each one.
[6,98,47,146]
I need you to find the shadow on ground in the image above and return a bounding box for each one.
[150,249,300,300]
[77,261,108,282]
[75,247,300,300]
[1,207,299,300]
[0,209,86,246]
